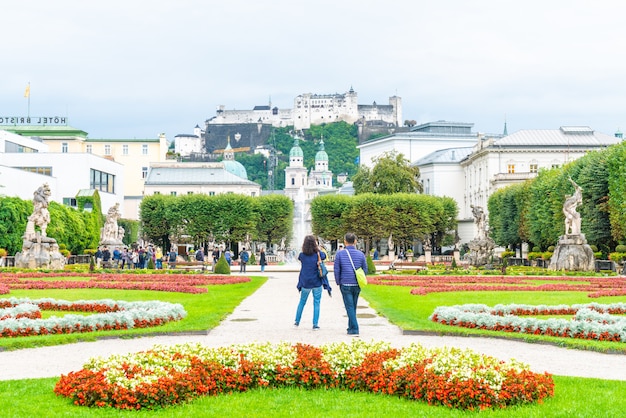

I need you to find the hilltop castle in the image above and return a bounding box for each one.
[207,87,402,131]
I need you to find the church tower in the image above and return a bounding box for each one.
[309,138,333,188]
[284,135,308,191]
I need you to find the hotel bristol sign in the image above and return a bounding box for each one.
[0,116,67,125]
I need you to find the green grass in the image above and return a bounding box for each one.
[0,376,624,417]
[361,286,626,353]
[0,277,266,351]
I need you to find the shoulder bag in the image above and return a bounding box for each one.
[345,249,367,287]
[317,251,328,278]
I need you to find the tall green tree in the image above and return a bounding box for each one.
[352,151,423,194]
[254,194,293,247]
[139,194,177,252]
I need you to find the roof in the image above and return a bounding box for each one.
[252,105,271,111]
[144,165,257,186]
[413,147,474,165]
[495,127,620,148]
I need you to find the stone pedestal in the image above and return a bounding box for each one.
[454,249,461,264]
[424,250,432,263]
[467,237,495,267]
[15,233,65,270]
[549,234,595,271]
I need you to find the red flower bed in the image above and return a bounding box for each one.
[54,343,554,411]
[367,274,626,297]
[0,272,250,294]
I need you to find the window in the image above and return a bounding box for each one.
[507,164,515,174]
[63,197,77,207]
[62,142,68,153]
[530,163,538,173]
[123,144,129,155]
[209,191,215,196]
[90,169,115,193]
[104,145,111,155]
[142,144,148,155]
[5,141,38,153]
[187,191,193,195]
[19,167,52,176]
[552,164,560,169]
[170,191,177,196]
[142,167,148,179]
[153,191,161,195]
[86,145,92,154]
[291,178,295,185]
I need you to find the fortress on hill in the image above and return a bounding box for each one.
[207,87,402,131]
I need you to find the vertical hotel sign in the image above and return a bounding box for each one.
[0,116,68,125]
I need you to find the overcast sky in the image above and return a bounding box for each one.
[2,1,625,141]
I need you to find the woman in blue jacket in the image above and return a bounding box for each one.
[294,235,326,329]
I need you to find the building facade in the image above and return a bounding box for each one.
[1,122,168,219]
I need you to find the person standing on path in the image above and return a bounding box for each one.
[334,232,367,336]
[294,235,325,330]
[239,248,249,272]
[259,247,267,272]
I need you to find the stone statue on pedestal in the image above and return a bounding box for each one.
[467,204,495,266]
[15,184,65,269]
[100,203,124,245]
[549,178,595,271]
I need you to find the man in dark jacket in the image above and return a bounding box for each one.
[333,232,367,336]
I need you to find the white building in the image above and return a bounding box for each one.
[0,130,124,211]
[461,126,621,214]
[358,121,485,168]
[413,126,621,244]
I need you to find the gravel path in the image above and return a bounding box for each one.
[1,269,625,381]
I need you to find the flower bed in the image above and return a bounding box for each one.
[0,297,186,337]
[0,272,250,295]
[430,302,626,342]
[54,340,554,411]
[368,274,626,298]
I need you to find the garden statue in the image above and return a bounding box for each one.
[563,177,582,235]
[100,203,124,245]
[467,204,495,266]
[549,178,595,271]
[15,183,65,269]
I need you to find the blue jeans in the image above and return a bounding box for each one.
[340,285,361,334]
[294,286,322,327]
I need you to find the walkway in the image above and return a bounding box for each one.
[1,267,625,381]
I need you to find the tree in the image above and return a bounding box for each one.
[254,194,293,247]
[140,194,177,252]
[352,150,423,194]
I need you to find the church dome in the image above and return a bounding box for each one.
[289,137,304,158]
[223,160,248,180]
[315,139,328,162]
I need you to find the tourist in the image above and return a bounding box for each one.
[102,246,111,268]
[95,246,103,268]
[239,247,249,272]
[112,247,121,267]
[224,248,232,265]
[259,247,267,272]
[294,235,325,330]
[168,247,177,269]
[333,232,367,336]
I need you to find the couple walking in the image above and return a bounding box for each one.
[294,232,367,336]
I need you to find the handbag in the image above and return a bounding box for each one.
[345,248,367,287]
[317,251,328,278]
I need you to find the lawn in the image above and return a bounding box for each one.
[1,376,625,417]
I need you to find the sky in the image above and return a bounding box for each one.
[2,0,626,140]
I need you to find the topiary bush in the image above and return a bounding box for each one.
[615,244,626,253]
[214,254,231,275]
[249,252,256,265]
